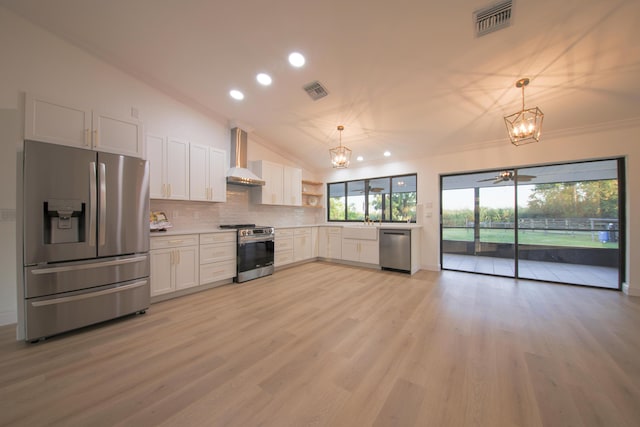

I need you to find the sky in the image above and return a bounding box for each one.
[442,185,535,210]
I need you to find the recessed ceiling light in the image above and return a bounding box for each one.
[356,156,364,162]
[256,73,272,86]
[229,89,244,100]
[384,151,391,157]
[288,52,305,67]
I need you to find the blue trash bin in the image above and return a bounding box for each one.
[599,231,609,243]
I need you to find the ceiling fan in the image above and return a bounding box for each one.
[478,170,536,184]
[355,185,386,194]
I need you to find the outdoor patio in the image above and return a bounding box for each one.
[442,253,619,289]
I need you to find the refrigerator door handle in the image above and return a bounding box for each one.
[30,280,148,307]
[89,161,97,247]
[30,255,148,275]
[98,162,107,246]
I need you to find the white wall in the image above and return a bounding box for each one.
[323,121,640,295]
[0,7,317,326]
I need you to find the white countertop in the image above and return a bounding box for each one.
[150,228,235,237]
[151,223,422,237]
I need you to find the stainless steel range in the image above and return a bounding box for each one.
[220,224,275,283]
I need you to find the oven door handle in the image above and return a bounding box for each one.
[239,238,274,244]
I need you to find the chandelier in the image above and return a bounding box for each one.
[504,78,544,146]
[329,125,351,168]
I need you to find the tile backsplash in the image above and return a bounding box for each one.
[150,184,324,230]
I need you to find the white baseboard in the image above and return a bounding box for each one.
[421,263,441,272]
[623,282,640,296]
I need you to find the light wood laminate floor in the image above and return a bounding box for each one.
[1,262,639,426]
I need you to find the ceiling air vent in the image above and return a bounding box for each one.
[474,0,512,37]
[303,81,329,101]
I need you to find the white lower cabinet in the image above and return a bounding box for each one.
[275,228,294,267]
[318,227,342,259]
[150,234,199,297]
[293,227,313,262]
[342,238,379,265]
[199,232,236,284]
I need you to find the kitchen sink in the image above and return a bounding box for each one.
[342,226,378,240]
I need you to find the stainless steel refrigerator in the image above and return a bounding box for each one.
[21,140,150,341]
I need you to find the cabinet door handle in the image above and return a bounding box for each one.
[84,129,91,146]
[93,129,98,147]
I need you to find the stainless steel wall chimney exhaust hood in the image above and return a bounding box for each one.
[226,127,265,186]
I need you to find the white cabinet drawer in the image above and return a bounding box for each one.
[150,234,199,249]
[275,238,294,251]
[276,228,294,238]
[200,259,236,284]
[200,232,236,245]
[294,227,312,237]
[200,242,236,263]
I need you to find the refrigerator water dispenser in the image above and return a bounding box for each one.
[44,200,85,244]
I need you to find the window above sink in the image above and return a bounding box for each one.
[327,173,417,223]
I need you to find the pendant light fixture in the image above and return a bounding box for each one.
[504,78,544,146]
[329,125,351,168]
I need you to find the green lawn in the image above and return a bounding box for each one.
[442,228,619,249]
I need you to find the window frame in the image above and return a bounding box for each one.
[327,173,417,223]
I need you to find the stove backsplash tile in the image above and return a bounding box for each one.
[150,185,323,230]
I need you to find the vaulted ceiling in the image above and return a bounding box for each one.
[2,0,639,172]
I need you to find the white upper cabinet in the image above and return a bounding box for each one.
[209,148,226,202]
[147,135,189,200]
[189,143,209,202]
[25,93,144,158]
[284,166,302,206]
[252,160,303,206]
[147,134,166,199]
[190,143,227,203]
[91,111,143,157]
[165,137,190,200]
[251,160,284,205]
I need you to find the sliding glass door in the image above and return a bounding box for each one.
[441,159,624,289]
[441,171,516,277]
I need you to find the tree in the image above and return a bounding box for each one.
[525,180,618,218]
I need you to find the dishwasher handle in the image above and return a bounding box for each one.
[381,230,410,236]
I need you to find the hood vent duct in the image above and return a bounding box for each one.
[474,0,512,37]
[226,128,265,186]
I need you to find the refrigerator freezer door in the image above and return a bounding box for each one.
[97,152,149,257]
[23,140,97,265]
[24,253,149,298]
[24,278,150,341]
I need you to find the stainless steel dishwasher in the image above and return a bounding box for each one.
[379,228,411,272]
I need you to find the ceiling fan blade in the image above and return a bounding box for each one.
[516,174,536,181]
[369,187,385,192]
[477,177,497,182]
